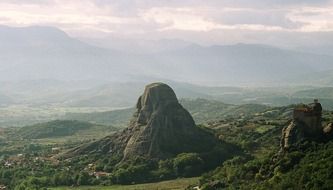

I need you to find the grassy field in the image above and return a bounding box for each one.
[0,105,116,127]
[49,177,199,190]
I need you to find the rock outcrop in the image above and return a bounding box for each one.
[280,99,325,152]
[323,123,333,139]
[65,82,218,160]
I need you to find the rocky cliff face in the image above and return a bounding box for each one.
[65,82,218,160]
[280,120,307,150]
[280,101,332,152]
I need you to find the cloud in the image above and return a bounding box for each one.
[140,7,222,31]
[0,0,333,46]
[0,0,54,5]
[288,6,333,32]
[205,9,304,29]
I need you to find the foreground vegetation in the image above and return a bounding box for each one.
[0,99,332,189]
[200,141,333,190]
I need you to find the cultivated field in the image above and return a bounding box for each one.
[50,177,199,190]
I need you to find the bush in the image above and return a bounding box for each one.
[173,153,204,177]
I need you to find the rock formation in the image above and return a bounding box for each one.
[323,123,333,139]
[280,99,324,151]
[65,82,218,160]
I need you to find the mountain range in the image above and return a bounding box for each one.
[1,25,333,86]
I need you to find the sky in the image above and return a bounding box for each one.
[1,0,333,47]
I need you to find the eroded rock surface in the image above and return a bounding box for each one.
[65,83,218,160]
[323,123,333,139]
[280,100,327,152]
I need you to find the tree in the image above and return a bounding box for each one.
[77,172,91,186]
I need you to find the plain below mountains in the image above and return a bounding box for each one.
[14,120,117,140]
[63,98,271,127]
[12,99,272,140]
[3,79,333,108]
[1,80,333,128]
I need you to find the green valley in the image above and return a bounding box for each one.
[0,83,332,189]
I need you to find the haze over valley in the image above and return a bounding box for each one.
[1,1,333,189]
[0,24,333,128]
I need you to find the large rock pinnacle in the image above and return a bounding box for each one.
[123,82,214,159]
[136,82,178,125]
[65,82,218,160]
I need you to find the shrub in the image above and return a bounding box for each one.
[173,153,204,177]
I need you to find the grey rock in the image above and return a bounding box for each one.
[64,82,218,160]
[280,100,324,152]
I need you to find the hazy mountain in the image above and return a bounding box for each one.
[81,37,194,54]
[149,44,333,85]
[1,25,333,86]
[0,25,140,81]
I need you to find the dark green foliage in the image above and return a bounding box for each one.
[14,177,49,190]
[200,141,333,190]
[77,172,91,186]
[1,101,332,189]
[104,150,232,185]
[173,153,204,177]
[52,172,73,186]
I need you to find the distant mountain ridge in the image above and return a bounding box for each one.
[149,43,333,85]
[0,25,137,81]
[1,25,333,85]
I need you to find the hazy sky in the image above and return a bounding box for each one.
[1,0,333,46]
